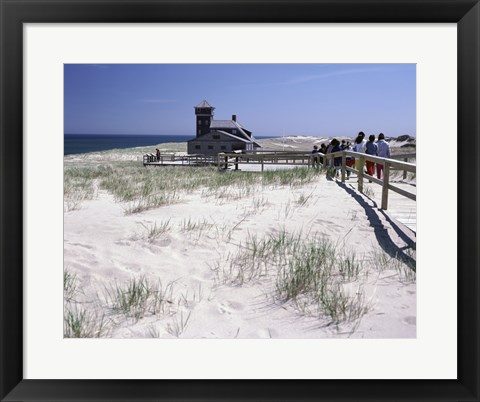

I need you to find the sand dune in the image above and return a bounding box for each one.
[64,142,416,338]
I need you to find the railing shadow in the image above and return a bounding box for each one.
[333,179,416,270]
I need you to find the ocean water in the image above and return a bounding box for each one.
[64,134,276,155]
[64,134,193,155]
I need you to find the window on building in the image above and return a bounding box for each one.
[198,130,201,135]
[221,146,226,150]
[213,134,220,140]
[198,120,202,125]
[195,145,201,150]
[208,145,214,150]
[205,119,209,125]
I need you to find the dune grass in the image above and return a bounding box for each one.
[64,162,324,214]
[63,270,79,303]
[103,276,175,321]
[138,220,172,241]
[213,230,415,324]
[64,177,95,211]
[64,160,415,335]
[64,306,109,338]
[166,311,192,338]
[63,272,182,337]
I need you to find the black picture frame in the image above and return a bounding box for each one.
[1,1,479,401]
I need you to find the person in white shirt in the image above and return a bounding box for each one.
[352,131,367,172]
[376,133,391,179]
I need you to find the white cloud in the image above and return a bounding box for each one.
[273,67,388,86]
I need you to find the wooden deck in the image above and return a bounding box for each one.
[143,154,218,167]
[144,151,416,233]
[348,179,417,233]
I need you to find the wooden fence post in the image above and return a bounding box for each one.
[341,152,346,182]
[358,156,365,193]
[381,162,391,210]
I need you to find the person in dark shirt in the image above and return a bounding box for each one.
[365,135,378,180]
[319,143,327,165]
[311,145,320,167]
[330,139,342,178]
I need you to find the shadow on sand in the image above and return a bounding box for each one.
[330,177,416,271]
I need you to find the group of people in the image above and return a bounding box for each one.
[311,132,391,180]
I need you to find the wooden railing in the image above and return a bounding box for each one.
[323,150,416,210]
[143,153,218,166]
[217,152,316,171]
[217,151,415,210]
[391,152,416,180]
[144,151,415,211]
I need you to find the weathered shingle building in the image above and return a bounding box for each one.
[187,100,260,155]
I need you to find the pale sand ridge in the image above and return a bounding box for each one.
[64,136,416,339]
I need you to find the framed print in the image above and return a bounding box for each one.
[1,0,479,401]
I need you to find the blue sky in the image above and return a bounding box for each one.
[64,64,416,137]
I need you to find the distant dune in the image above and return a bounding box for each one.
[64,135,416,164]
[257,135,415,155]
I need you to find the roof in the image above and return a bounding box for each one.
[210,120,238,129]
[214,131,261,148]
[212,120,251,140]
[187,130,261,148]
[195,100,214,109]
[212,130,252,144]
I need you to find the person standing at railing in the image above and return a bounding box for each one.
[376,133,391,179]
[156,148,161,162]
[352,132,367,172]
[311,145,320,167]
[365,135,378,181]
[331,138,342,178]
[343,142,354,179]
[319,143,327,165]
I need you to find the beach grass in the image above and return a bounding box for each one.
[64,306,109,338]
[166,311,192,338]
[63,270,79,303]
[64,162,325,213]
[212,230,414,324]
[139,219,172,242]
[103,276,175,321]
[63,151,416,337]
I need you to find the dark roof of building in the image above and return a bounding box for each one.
[213,128,261,148]
[188,129,260,148]
[212,130,252,144]
[195,100,214,109]
[211,120,251,140]
[210,120,238,129]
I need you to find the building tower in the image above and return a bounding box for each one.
[194,100,215,137]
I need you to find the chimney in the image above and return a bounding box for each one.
[232,114,237,122]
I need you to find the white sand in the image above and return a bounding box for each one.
[64,137,416,339]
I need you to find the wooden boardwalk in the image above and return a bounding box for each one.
[144,152,416,234]
[347,179,417,234]
[143,154,217,167]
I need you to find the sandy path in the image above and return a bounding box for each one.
[64,173,416,339]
